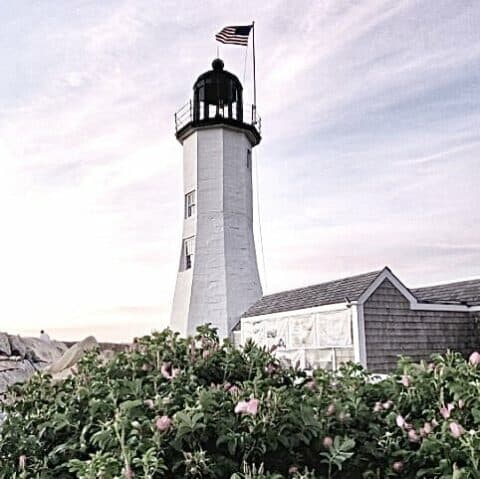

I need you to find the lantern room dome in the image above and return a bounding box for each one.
[193,58,244,122]
[175,58,261,145]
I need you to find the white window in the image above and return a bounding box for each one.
[185,190,196,218]
[182,237,195,270]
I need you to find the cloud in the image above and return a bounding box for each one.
[0,0,479,340]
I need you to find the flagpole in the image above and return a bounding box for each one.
[252,21,257,125]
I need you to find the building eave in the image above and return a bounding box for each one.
[356,268,475,312]
[241,301,349,322]
[176,119,261,146]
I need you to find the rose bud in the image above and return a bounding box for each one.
[326,404,336,416]
[322,436,333,448]
[155,415,172,432]
[469,351,480,366]
[392,461,404,473]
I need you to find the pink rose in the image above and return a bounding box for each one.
[469,351,480,366]
[400,375,411,387]
[326,404,336,416]
[236,398,248,408]
[305,380,317,391]
[228,385,241,394]
[234,398,259,416]
[155,415,172,432]
[373,402,383,413]
[382,400,393,410]
[322,436,333,448]
[160,362,172,380]
[392,461,404,473]
[396,415,406,429]
[408,429,420,442]
[288,465,299,474]
[449,421,464,438]
[144,399,154,409]
[18,455,27,471]
[246,398,259,416]
[423,422,432,435]
[338,411,350,423]
[440,403,454,419]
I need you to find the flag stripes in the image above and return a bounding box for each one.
[215,25,252,46]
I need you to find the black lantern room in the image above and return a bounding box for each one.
[175,59,261,145]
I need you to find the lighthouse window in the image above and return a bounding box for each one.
[247,150,252,169]
[185,190,196,218]
[183,237,195,270]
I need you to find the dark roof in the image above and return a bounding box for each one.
[413,279,480,306]
[243,270,382,317]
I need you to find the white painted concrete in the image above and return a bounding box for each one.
[170,125,262,339]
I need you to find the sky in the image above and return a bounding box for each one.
[0,0,479,342]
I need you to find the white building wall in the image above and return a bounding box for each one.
[223,129,262,333]
[169,134,197,336]
[170,126,262,339]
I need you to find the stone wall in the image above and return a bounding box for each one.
[363,279,478,373]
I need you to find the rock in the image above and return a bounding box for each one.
[0,360,36,394]
[32,361,50,372]
[0,359,22,372]
[0,376,8,396]
[22,337,65,363]
[48,336,98,375]
[0,333,11,356]
[8,335,26,358]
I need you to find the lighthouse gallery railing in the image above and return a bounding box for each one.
[175,101,261,135]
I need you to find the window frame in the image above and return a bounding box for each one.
[183,237,195,271]
[185,190,196,219]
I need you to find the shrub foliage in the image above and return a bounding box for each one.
[0,325,479,478]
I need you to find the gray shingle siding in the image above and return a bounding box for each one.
[243,270,381,317]
[364,279,478,373]
[413,279,480,306]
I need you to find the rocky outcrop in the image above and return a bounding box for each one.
[0,334,11,356]
[0,334,124,396]
[48,336,98,375]
[0,333,68,394]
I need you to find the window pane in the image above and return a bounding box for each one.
[185,190,196,218]
[182,237,195,270]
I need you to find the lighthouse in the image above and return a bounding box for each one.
[170,58,263,339]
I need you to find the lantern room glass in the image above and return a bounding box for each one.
[192,59,243,123]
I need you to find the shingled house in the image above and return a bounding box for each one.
[240,267,480,373]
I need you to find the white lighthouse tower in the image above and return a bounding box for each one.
[170,58,263,339]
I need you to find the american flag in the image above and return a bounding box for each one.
[215,25,252,46]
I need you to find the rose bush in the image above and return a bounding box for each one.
[0,325,479,478]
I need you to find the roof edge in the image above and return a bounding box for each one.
[356,266,417,305]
